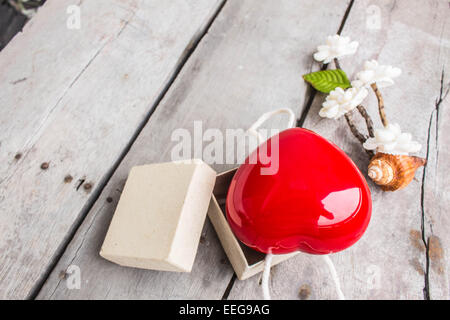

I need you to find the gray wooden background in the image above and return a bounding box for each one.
[0,0,448,300]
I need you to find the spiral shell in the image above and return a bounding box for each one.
[367,153,426,191]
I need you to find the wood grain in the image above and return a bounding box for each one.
[0,0,225,299]
[37,0,351,299]
[423,75,450,299]
[228,0,450,300]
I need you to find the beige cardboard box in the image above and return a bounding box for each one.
[100,160,216,272]
[207,168,298,280]
[100,160,296,278]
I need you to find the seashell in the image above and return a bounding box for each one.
[367,153,426,191]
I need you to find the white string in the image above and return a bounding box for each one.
[247,108,296,144]
[261,253,273,300]
[323,255,345,300]
[247,108,345,300]
[247,109,294,301]
[246,109,295,300]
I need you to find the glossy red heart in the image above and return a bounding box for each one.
[226,128,372,255]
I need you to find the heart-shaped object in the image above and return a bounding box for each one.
[226,128,372,255]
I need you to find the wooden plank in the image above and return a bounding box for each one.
[37,0,351,299]
[228,0,450,300]
[0,0,225,299]
[423,78,450,299]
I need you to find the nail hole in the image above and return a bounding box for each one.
[83,182,93,192]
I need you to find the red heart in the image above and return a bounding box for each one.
[226,128,372,255]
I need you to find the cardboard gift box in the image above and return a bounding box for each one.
[100,160,296,279]
[207,168,297,280]
[100,160,216,272]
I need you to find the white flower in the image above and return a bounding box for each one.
[313,35,359,64]
[352,60,401,88]
[319,87,368,119]
[363,123,421,155]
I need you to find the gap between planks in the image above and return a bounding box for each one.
[36,0,351,300]
[420,69,450,300]
[295,0,354,127]
[223,1,448,299]
[28,0,227,300]
[294,0,447,301]
[221,0,356,299]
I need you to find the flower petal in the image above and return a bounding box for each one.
[363,139,378,150]
[368,123,421,155]
[313,50,329,62]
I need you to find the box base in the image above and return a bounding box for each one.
[99,252,190,272]
[207,168,297,280]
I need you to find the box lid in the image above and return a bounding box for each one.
[100,159,217,272]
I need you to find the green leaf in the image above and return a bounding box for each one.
[302,69,351,93]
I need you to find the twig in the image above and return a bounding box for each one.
[344,110,366,144]
[356,105,374,137]
[344,110,374,157]
[329,57,374,157]
[334,58,341,70]
[370,83,388,127]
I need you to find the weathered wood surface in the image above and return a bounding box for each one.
[0,0,225,299]
[36,0,351,299]
[228,0,450,300]
[2,0,448,300]
[423,75,450,300]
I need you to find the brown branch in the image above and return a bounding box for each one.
[334,58,341,69]
[356,105,375,137]
[344,110,366,144]
[344,110,374,157]
[333,58,374,157]
[370,83,388,127]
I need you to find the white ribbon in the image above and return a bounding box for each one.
[248,108,346,300]
[247,108,296,144]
